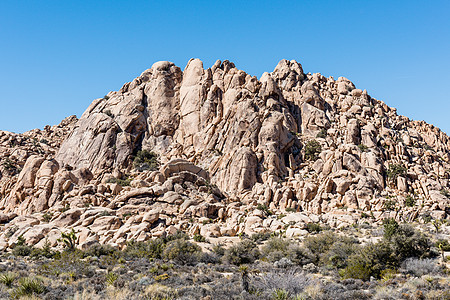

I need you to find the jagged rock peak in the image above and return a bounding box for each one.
[0,59,448,250]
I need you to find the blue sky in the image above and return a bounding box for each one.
[1,1,449,134]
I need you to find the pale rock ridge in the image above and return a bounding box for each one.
[0,59,448,250]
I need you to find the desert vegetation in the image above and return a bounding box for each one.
[0,221,447,299]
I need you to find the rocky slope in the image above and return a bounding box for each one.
[0,59,448,250]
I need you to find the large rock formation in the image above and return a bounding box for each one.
[0,59,448,250]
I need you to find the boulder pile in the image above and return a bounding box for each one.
[0,59,448,250]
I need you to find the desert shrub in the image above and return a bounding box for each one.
[388,224,433,261]
[303,231,357,266]
[304,140,321,161]
[125,232,191,261]
[30,238,56,259]
[383,218,400,240]
[212,244,226,257]
[105,272,119,286]
[341,223,434,280]
[262,237,290,263]
[103,109,114,118]
[12,245,32,257]
[322,240,360,269]
[316,128,327,138]
[1,158,18,174]
[256,204,273,216]
[0,272,17,287]
[250,232,272,244]
[261,237,309,265]
[340,242,393,280]
[272,289,289,300]
[12,235,33,256]
[42,212,53,222]
[383,199,396,211]
[40,250,93,279]
[85,244,119,258]
[358,144,368,152]
[405,195,416,207]
[106,177,132,186]
[124,239,165,259]
[223,239,260,265]
[252,270,316,298]
[401,258,441,277]
[386,163,407,180]
[435,239,450,251]
[305,223,322,233]
[420,212,432,224]
[193,234,206,243]
[143,283,178,299]
[11,277,46,298]
[133,150,159,171]
[162,239,202,265]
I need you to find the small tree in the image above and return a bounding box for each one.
[133,150,159,171]
[304,140,321,161]
[58,229,78,250]
[386,163,407,180]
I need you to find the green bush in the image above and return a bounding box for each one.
[303,231,359,268]
[124,239,165,259]
[0,272,17,287]
[341,221,434,281]
[11,277,46,298]
[358,144,368,152]
[304,140,322,161]
[316,129,327,139]
[42,212,53,222]
[383,199,396,211]
[104,109,114,118]
[261,237,290,262]
[85,244,119,258]
[224,239,260,265]
[389,225,433,261]
[261,237,308,265]
[383,218,400,240]
[405,195,416,207]
[340,242,393,280]
[133,150,159,171]
[105,272,119,286]
[386,164,407,180]
[162,239,201,265]
[323,240,360,269]
[303,232,339,264]
[30,238,56,259]
[250,232,272,244]
[256,204,273,216]
[435,239,450,251]
[305,223,322,233]
[193,234,206,243]
[106,177,132,186]
[12,245,32,257]
[40,250,92,279]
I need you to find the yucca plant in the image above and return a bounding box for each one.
[105,272,118,286]
[0,272,17,287]
[58,229,78,250]
[11,277,46,298]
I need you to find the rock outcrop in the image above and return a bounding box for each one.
[0,59,448,250]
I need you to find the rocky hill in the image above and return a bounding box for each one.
[0,59,449,250]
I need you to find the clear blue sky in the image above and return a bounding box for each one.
[1,1,449,134]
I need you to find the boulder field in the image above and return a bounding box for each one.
[0,59,448,250]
